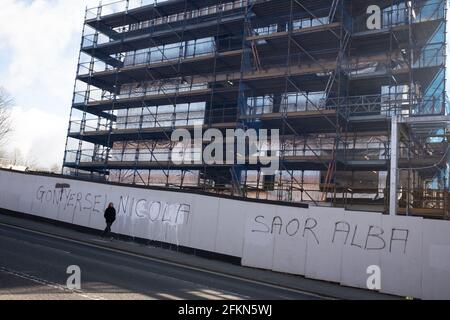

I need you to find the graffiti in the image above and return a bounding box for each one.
[251,215,410,254]
[36,186,108,214]
[3,169,450,299]
[253,215,320,245]
[119,195,191,226]
[35,185,192,227]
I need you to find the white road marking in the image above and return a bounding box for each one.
[0,222,335,300]
[156,293,183,300]
[0,267,106,301]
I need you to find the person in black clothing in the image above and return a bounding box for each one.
[103,203,116,238]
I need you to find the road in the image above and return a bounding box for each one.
[0,223,323,300]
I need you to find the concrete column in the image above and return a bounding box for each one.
[390,115,400,216]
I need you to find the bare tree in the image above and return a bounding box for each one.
[0,87,13,145]
[11,148,24,166]
[9,148,39,169]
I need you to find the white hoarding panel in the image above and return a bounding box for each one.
[271,206,309,276]
[380,215,423,298]
[242,204,277,270]
[305,207,346,284]
[421,219,450,300]
[215,198,251,258]
[189,195,220,252]
[340,211,383,290]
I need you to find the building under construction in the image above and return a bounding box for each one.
[63,0,449,218]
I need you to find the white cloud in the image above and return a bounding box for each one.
[6,106,68,168]
[0,0,99,169]
[0,0,99,112]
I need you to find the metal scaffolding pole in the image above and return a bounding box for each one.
[390,114,400,216]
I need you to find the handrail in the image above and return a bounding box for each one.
[86,0,247,27]
[73,81,209,105]
[68,105,240,134]
[80,34,242,71]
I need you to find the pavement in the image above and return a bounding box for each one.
[0,210,400,300]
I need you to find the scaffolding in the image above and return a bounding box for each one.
[63,0,449,219]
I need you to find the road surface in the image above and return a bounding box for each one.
[0,223,324,300]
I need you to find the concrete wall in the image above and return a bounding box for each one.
[0,169,449,299]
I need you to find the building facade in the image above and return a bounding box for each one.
[63,0,448,218]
